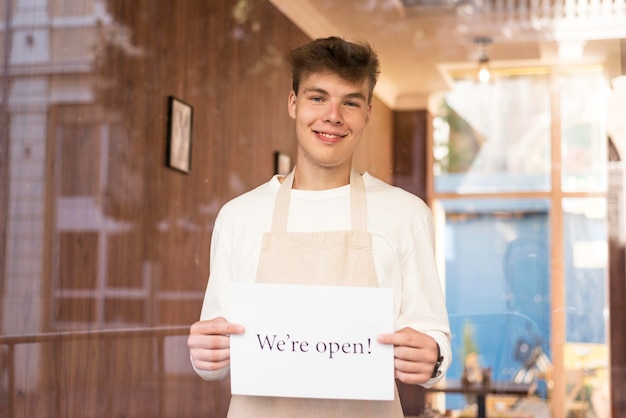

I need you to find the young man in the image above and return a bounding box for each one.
[188,36,451,417]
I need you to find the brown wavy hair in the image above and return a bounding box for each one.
[287,37,380,103]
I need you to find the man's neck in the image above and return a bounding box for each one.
[292,163,352,190]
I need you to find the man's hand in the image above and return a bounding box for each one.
[188,317,245,372]
[378,327,440,385]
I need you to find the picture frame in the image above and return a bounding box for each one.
[167,96,193,174]
[274,151,292,175]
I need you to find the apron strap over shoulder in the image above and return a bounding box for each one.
[350,169,367,232]
[270,168,368,233]
[270,170,295,232]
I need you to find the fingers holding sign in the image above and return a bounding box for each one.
[378,327,440,385]
[188,317,245,372]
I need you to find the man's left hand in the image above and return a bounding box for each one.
[378,328,440,385]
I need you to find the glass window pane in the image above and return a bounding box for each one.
[561,69,609,192]
[562,197,609,414]
[563,198,608,342]
[432,74,551,193]
[436,198,551,405]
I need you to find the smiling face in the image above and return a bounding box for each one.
[288,71,371,181]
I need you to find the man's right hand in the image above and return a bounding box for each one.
[188,317,245,372]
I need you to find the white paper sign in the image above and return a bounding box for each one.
[229,283,394,400]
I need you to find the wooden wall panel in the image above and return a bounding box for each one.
[609,238,626,418]
[354,96,394,183]
[392,110,428,201]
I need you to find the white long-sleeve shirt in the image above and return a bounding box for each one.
[195,172,451,386]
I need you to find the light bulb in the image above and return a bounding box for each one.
[477,54,490,83]
[478,63,491,83]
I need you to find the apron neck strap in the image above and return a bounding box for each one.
[271,168,367,233]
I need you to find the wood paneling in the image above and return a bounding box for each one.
[392,110,428,200]
[609,238,626,418]
[354,96,393,182]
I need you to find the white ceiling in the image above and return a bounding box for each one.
[269,0,626,110]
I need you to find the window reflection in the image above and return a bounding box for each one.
[1,1,308,416]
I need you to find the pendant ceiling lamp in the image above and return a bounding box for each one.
[474,37,492,83]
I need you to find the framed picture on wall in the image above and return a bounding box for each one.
[167,96,193,174]
[274,151,292,175]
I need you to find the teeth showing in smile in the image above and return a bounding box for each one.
[318,132,344,139]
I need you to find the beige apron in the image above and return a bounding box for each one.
[227,169,404,418]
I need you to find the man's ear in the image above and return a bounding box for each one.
[288,90,297,119]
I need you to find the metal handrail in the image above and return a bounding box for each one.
[0,325,190,344]
[0,325,191,418]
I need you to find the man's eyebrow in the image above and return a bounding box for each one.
[302,86,367,101]
[302,86,329,96]
[344,92,367,101]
